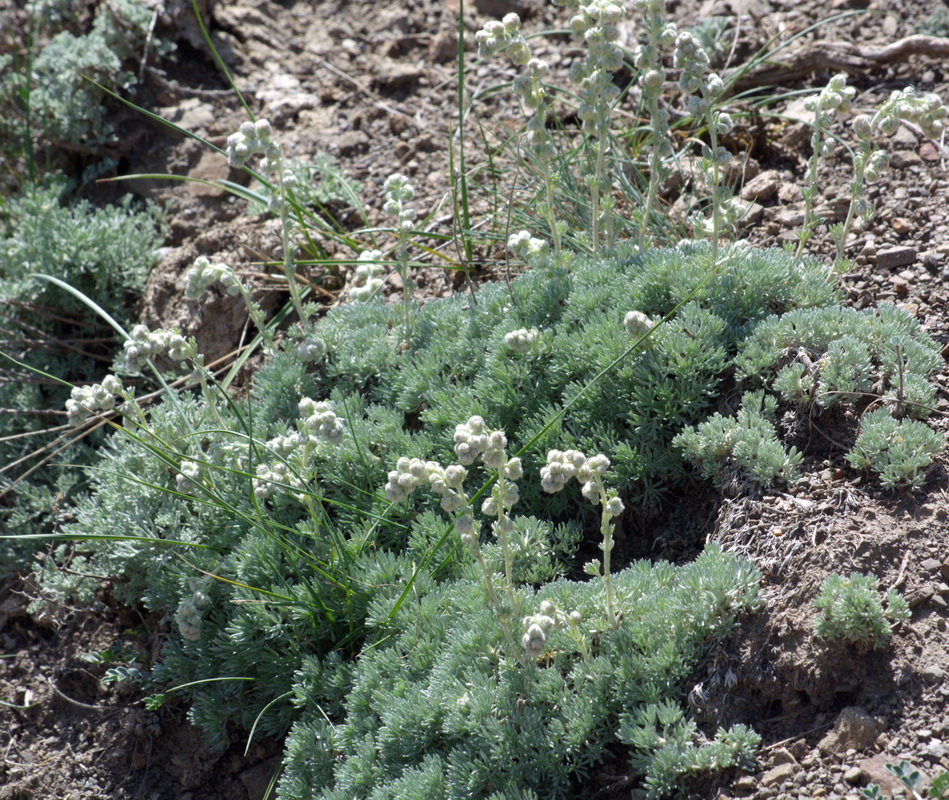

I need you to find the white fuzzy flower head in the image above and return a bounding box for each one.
[226,118,280,169]
[65,376,124,426]
[176,460,202,493]
[504,327,539,354]
[185,256,242,300]
[453,415,489,465]
[624,311,655,339]
[507,230,549,263]
[299,398,345,444]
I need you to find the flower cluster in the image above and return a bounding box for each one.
[512,56,550,116]
[175,576,212,642]
[122,324,196,372]
[65,375,123,426]
[384,457,477,537]
[250,399,345,502]
[453,415,500,466]
[184,255,242,299]
[176,460,202,493]
[521,599,582,659]
[541,449,616,510]
[868,86,946,139]
[805,73,855,123]
[567,2,624,130]
[504,327,540,353]
[383,174,416,232]
[507,230,549,263]
[299,397,345,445]
[226,118,280,169]
[253,461,301,501]
[623,310,655,339]
[475,12,529,63]
[349,250,385,302]
[296,338,326,363]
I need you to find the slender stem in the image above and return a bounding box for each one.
[707,115,721,266]
[274,154,309,328]
[540,157,562,261]
[640,90,663,250]
[795,115,825,262]
[596,479,617,629]
[591,127,609,255]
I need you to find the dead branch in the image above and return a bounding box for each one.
[730,34,949,92]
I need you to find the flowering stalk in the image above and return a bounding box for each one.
[477,14,563,262]
[832,88,946,271]
[385,416,531,666]
[541,449,624,628]
[674,33,739,265]
[226,119,310,330]
[561,0,625,253]
[382,174,416,336]
[795,74,855,261]
[632,0,678,249]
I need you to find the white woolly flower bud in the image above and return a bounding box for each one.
[444,465,467,489]
[504,327,539,353]
[507,230,549,262]
[605,495,625,518]
[624,310,655,338]
[297,338,326,362]
[640,69,665,92]
[65,376,124,425]
[299,398,345,444]
[503,457,523,480]
[176,460,202,493]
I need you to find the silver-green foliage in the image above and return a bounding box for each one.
[813,572,910,650]
[2,0,173,147]
[845,408,945,490]
[2,174,164,313]
[0,176,164,566]
[279,545,761,800]
[34,243,817,762]
[31,242,938,795]
[736,304,942,418]
[673,390,802,488]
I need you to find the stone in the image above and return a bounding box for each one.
[740,170,783,202]
[843,766,864,784]
[818,707,882,755]
[771,747,799,767]
[876,247,917,270]
[760,763,796,788]
[859,756,905,796]
[922,558,943,573]
[736,200,765,228]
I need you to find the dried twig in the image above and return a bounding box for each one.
[730,34,949,92]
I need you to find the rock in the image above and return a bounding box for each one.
[773,208,805,227]
[860,755,904,795]
[429,29,458,63]
[240,755,283,800]
[759,763,796,788]
[771,747,798,767]
[889,276,909,297]
[876,247,917,270]
[740,170,783,202]
[922,738,948,761]
[922,558,943,573]
[818,707,882,755]
[891,217,914,235]
[736,200,765,229]
[843,766,864,784]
